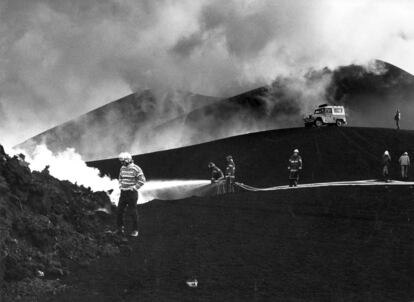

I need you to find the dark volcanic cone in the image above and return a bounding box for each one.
[16,89,219,161]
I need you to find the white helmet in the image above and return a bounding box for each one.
[293,149,299,153]
[384,150,389,156]
[118,152,132,163]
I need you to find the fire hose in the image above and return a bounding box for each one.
[235,182,280,192]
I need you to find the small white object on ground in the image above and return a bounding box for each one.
[186,279,198,288]
[36,270,44,277]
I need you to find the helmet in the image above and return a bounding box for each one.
[384,150,389,156]
[208,162,215,168]
[226,155,233,160]
[118,152,132,163]
[404,152,408,155]
[293,149,299,153]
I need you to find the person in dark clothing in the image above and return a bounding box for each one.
[225,155,236,193]
[208,162,224,183]
[382,150,391,182]
[288,149,303,187]
[208,162,225,195]
[394,109,401,130]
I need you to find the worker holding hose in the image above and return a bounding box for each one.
[208,162,224,183]
[208,162,225,194]
[117,152,146,237]
[225,155,236,193]
[288,149,302,187]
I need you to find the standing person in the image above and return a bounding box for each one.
[117,152,145,237]
[225,155,236,193]
[208,162,225,195]
[398,152,410,180]
[208,162,224,183]
[394,109,401,130]
[382,150,392,182]
[288,149,303,187]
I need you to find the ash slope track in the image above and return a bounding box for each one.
[45,186,414,302]
[89,126,414,187]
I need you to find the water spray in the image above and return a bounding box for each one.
[109,180,211,205]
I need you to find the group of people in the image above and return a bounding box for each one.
[115,146,411,237]
[382,150,411,182]
[208,155,236,194]
[115,152,239,237]
[208,149,303,190]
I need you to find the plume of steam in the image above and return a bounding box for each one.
[18,144,119,194]
[15,144,211,204]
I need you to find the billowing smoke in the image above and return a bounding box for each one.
[1,0,414,150]
[19,144,119,192]
[15,145,211,204]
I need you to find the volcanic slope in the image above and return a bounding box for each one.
[16,89,219,161]
[43,127,414,302]
[17,60,414,162]
[44,186,414,302]
[89,126,414,187]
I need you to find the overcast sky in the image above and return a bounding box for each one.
[1,0,413,148]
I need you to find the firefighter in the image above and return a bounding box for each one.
[117,152,145,237]
[398,152,410,180]
[208,162,224,183]
[288,149,302,187]
[382,150,391,182]
[209,162,225,195]
[394,109,401,130]
[225,155,236,193]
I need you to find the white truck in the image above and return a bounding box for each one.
[304,104,347,127]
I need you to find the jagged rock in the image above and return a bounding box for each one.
[0,144,118,300]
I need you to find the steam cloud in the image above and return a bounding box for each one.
[17,145,211,204]
[1,0,414,149]
[21,144,119,194]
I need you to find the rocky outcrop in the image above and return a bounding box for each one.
[0,145,118,301]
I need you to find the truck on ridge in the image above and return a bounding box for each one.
[304,104,347,127]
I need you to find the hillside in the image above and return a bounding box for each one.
[89,127,414,187]
[16,89,219,161]
[17,61,414,162]
[3,126,414,301]
[45,186,414,302]
[0,145,120,301]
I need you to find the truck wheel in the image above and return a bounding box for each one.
[336,120,344,127]
[315,119,323,127]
